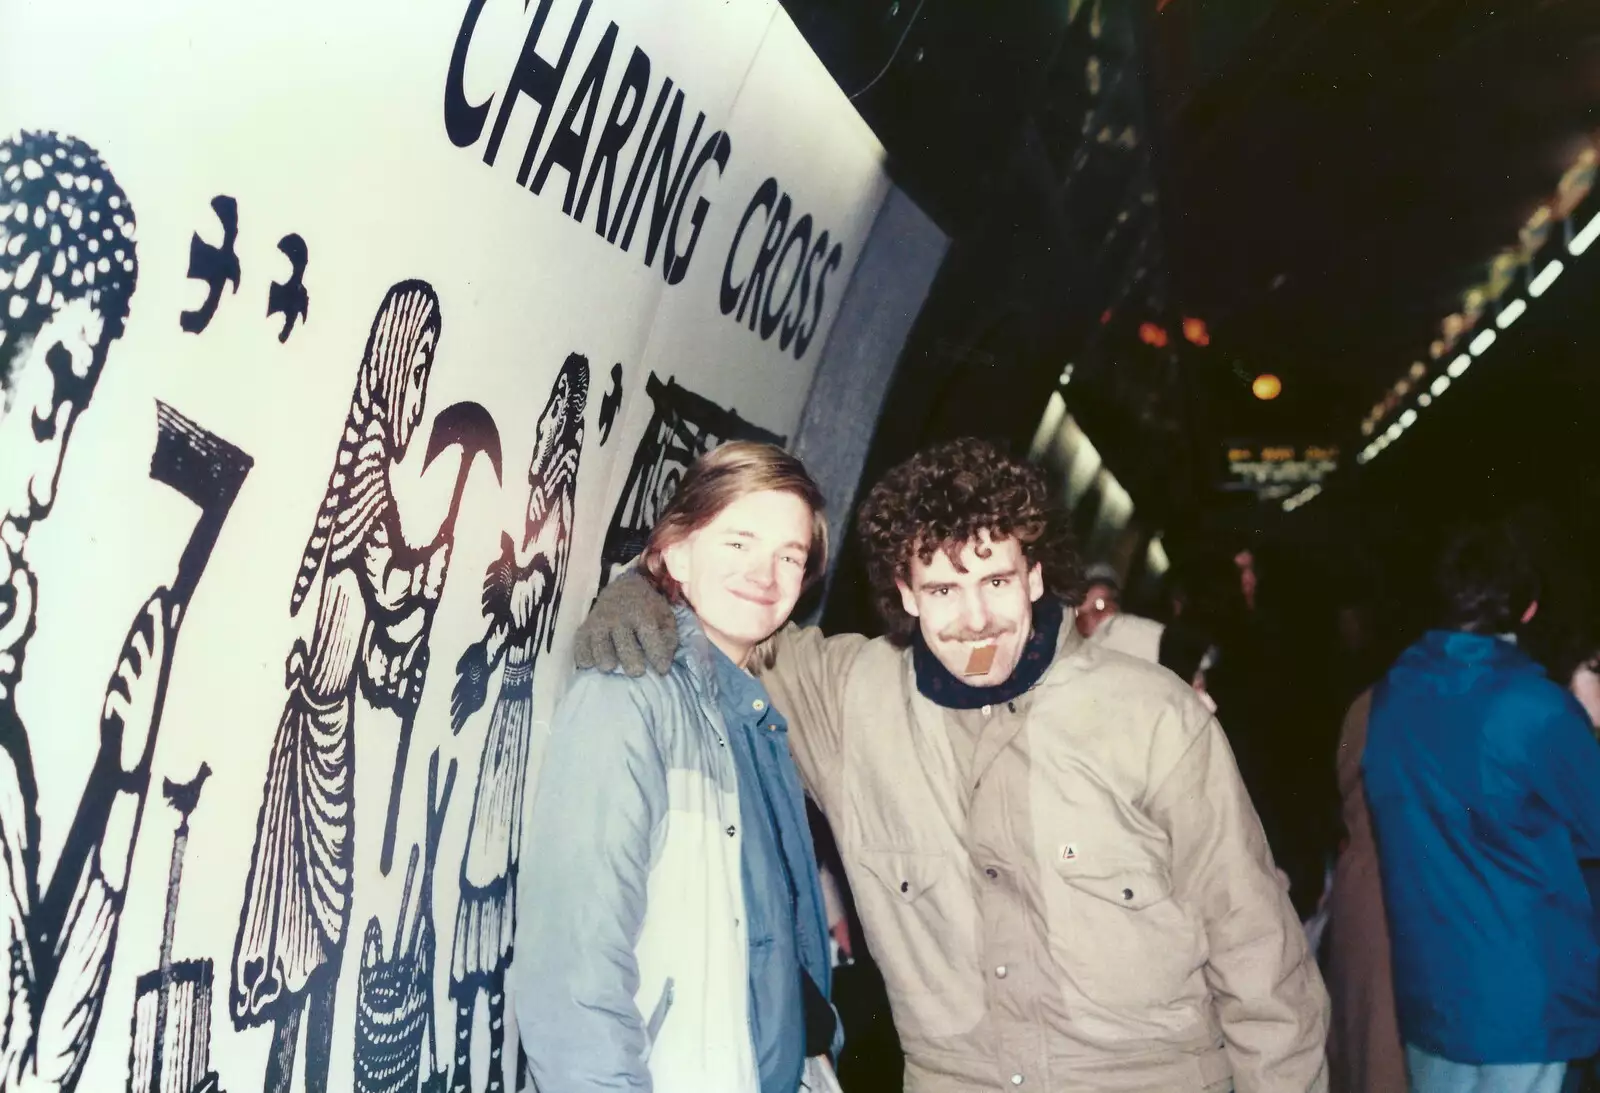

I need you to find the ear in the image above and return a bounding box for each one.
[663,536,694,586]
[1522,599,1539,626]
[896,578,921,619]
[1027,562,1045,603]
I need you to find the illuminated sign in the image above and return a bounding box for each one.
[1223,442,1339,493]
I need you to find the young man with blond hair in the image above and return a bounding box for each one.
[516,441,839,1093]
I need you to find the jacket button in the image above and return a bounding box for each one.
[900,881,909,893]
[985,867,999,880]
[753,699,766,712]
[1007,701,1017,713]
[1122,888,1134,900]
[1011,1075,1024,1086]
[995,965,1008,979]
[727,826,737,837]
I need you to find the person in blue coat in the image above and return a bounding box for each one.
[514,441,838,1093]
[1364,521,1600,1093]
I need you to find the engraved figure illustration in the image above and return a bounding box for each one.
[230,281,501,1093]
[446,353,589,1093]
[2,132,252,1092]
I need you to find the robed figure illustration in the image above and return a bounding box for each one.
[232,281,501,1093]
[447,354,589,1093]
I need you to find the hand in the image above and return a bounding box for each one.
[423,540,451,601]
[571,570,677,677]
[452,641,490,732]
[830,919,853,963]
[101,589,178,774]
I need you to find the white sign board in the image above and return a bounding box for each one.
[0,1,888,1089]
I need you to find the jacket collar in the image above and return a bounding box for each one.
[1403,628,1543,678]
[672,602,723,703]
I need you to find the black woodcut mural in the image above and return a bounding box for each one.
[1,132,813,1093]
[0,4,880,1088]
[598,371,784,590]
[354,749,455,1093]
[128,762,222,1093]
[230,281,502,1093]
[448,353,589,1093]
[1,132,253,1093]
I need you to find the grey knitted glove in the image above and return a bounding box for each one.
[572,570,679,676]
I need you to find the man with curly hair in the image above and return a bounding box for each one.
[575,438,1328,1092]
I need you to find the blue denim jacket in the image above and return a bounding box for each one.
[712,643,831,1093]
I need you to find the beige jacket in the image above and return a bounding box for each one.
[755,620,1328,1093]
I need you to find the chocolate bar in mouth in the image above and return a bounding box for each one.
[963,644,997,676]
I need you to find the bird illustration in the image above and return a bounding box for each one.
[267,233,309,343]
[179,195,240,334]
[161,762,213,828]
[597,362,623,445]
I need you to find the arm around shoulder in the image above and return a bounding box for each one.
[754,624,868,812]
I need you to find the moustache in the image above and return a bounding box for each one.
[939,626,1011,644]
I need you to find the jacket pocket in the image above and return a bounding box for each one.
[1049,862,1204,1010]
[851,850,981,1039]
[857,848,943,903]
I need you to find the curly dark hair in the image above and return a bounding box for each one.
[856,437,1083,645]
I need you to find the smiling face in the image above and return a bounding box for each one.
[896,530,1045,687]
[663,488,814,667]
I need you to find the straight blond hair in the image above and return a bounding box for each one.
[640,441,828,604]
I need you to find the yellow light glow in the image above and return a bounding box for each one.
[1252,374,1282,401]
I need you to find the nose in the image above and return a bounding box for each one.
[743,552,778,590]
[959,588,988,633]
[29,410,71,514]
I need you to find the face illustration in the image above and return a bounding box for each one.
[526,364,585,540]
[664,488,813,666]
[0,297,106,535]
[395,324,437,456]
[897,530,1045,687]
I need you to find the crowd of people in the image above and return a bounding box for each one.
[498,430,1600,1093]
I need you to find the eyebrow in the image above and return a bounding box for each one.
[919,568,1014,590]
[724,528,810,553]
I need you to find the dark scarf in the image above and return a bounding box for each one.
[912,596,1064,709]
